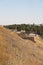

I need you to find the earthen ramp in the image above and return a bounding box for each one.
[0,26,43,65]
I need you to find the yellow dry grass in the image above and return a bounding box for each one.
[0,26,43,65]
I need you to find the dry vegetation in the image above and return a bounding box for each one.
[0,26,43,65]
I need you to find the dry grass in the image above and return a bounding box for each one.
[0,26,43,65]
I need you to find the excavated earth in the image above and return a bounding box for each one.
[0,26,43,65]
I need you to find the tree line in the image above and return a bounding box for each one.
[4,24,43,37]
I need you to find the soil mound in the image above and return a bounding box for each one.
[0,26,43,65]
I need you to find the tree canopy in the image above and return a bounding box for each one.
[4,24,43,37]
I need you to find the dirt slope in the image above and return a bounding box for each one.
[0,26,43,65]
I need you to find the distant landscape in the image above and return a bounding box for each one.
[4,24,43,38]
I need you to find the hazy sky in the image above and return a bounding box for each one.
[0,0,43,25]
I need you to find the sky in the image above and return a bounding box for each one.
[0,0,43,25]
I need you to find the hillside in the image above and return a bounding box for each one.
[0,26,43,65]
